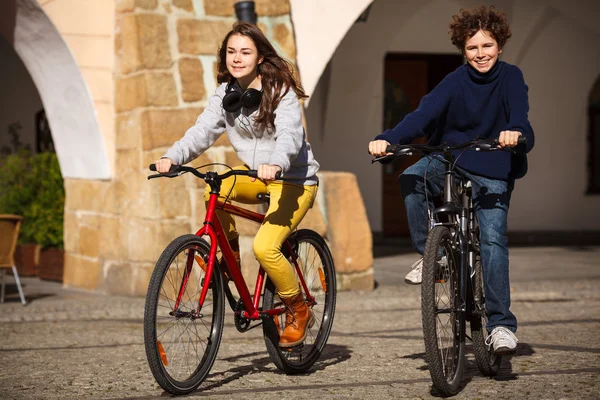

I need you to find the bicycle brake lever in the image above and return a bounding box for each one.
[371,155,394,163]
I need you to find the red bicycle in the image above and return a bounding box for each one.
[143,164,337,395]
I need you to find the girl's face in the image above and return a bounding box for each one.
[464,30,502,73]
[226,34,263,84]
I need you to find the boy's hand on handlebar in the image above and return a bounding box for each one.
[154,158,175,173]
[497,131,522,148]
[368,140,392,157]
[254,164,282,182]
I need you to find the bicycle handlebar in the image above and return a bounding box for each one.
[373,136,526,163]
[147,164,281,181]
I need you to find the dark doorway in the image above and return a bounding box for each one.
[382,53,463,237]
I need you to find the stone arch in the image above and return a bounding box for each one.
[0,0,110,179]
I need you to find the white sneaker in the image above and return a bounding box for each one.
[486,326,518,355]
[404,258,423,285]
[404,256,448,285]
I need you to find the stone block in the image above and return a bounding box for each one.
[141,107,202,150]
[203,0,289,16]
[337,269,374,291]
[203,0,234,16]
[133,263,155,297]
[79,225,100,259]
[116,73,178,112]
[273,23,296,60]
[179,58,206,102]
[119,14,171,74]
[157,176,191,219]
[99,216,123,260]
[63,253,101,291]
[116,111,142,150]
[320,171,373,274]
[125,218,161,262]
[64,179,107,213]
[104,263,134,296]
[116,0,158,12]
[102,181,124,215]
[115,149,142,179]
[255,0,290,16]
[63,211,79,253]
[121,172,161,219]
[160,220,192,246]
[177,19,232,55]
[172,0,194,12]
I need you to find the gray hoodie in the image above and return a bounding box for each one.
[164,83,319,185]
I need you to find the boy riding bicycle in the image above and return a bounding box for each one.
[368,5,535,354]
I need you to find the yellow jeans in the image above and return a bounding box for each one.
[205,166,318,299]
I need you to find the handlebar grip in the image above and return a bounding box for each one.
[149,163,180,174]
[517,136,527,145]
[246,170,282,179]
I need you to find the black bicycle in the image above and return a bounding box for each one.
[373,137,525,396]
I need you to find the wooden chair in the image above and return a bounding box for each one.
[0,214,27,305]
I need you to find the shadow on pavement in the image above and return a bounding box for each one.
[196,344,352,393]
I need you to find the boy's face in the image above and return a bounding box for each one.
[464,30,502,73]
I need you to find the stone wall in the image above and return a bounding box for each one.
[63,0,373,295]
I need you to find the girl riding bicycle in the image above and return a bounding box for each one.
[155,22,320,348]
[369,6,535,354]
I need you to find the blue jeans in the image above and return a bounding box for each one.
[399,156,517,333]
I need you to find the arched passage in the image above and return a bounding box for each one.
[0,0,110,179]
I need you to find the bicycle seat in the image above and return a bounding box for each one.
[256,193,270,203]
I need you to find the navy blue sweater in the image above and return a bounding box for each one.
[375,61,535,180]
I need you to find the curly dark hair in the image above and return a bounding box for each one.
[449,5,512,52]
[217,22,307,132]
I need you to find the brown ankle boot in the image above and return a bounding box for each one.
[279,292,314,348]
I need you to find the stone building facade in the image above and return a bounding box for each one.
[11,0,373,295]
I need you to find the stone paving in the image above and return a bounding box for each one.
[1,246,599,399]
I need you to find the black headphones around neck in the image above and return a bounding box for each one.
[222,80,263,112]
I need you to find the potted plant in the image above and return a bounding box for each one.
[0,149,39,276]
[28,152,65,282]
[0,150,65,281]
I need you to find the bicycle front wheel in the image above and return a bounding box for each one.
[421,226,465,396]
[144,234,225,395]
[262,229,337,374]
[470,256,502,376]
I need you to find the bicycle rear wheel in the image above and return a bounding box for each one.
[421,226,465,396]
[262,229,337,374]
[144,234,225,395]
[470,256,502,376]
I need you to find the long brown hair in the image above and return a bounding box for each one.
[217,22,307,131]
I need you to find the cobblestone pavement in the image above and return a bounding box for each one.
[1,246,599,399]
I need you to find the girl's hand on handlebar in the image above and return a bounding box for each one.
[254,164,282,182]
[498,130,522,148]
[368,140,392,157]
[154,158,175,174]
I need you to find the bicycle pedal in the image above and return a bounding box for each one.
[281,343,304,353]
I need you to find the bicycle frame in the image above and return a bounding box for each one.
[177,188,315,321]
[430,155,480,323]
